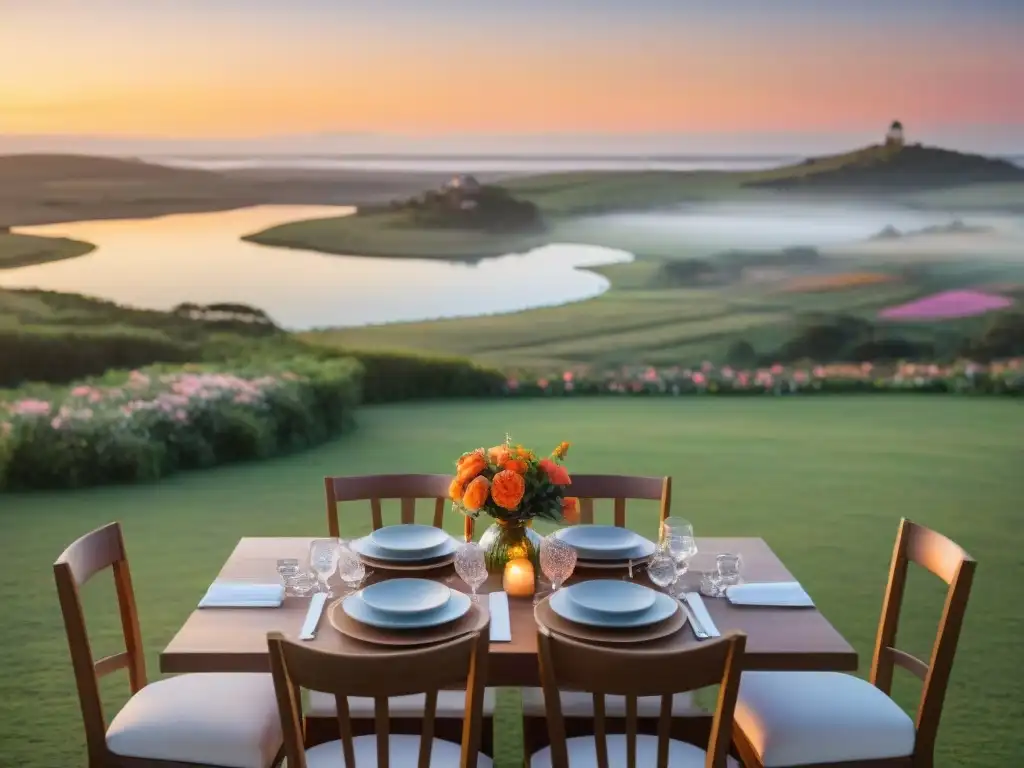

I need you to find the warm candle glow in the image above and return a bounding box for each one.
[503,558,535,598]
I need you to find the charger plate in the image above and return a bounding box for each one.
[328,596,487,647]
[534,593,685,645]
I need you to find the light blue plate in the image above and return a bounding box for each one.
[351,535,456,562]
[567,580,657,617]
[574,537,657,562]
[343,588,471,629]
[369,524,451,556]
[551,587,677,628]
[360,578,451,616]
[554,525,641,557]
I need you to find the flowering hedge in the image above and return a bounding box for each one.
[0,357,362,491]
[503,359,1024,398]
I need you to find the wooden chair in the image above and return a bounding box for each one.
[312,474,494,752]
[731,518,977,768]
[53,522,283,768]
[268,628,492,767]
[529,627,747,767]
[523,474,682,753]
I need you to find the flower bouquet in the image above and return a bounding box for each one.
[449,437,578,571]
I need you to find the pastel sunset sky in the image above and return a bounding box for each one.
[2,0,1023,152]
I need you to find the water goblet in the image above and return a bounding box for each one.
[309,538,341,598]
[537,536,577,603]
[715,553,743,589]
[454,541,488,601]
[646,550,679,594]
[338,547,368,594]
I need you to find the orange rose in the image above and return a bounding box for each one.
[539,458,571,485]
[553,441,571,459]
[448,476,464,502]
[488,445,511,465]
[491,469,526,511]
[561,497,580,525]
[462,475,490,512]
[457,452,488,484]
[513,445,534,460]
[503,459,528,474]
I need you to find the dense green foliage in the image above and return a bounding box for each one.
[0,357,363,491]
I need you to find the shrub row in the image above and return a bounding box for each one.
[0,356,363,491]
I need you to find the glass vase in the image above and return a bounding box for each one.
[478,519,542,573]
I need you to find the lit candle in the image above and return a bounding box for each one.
[503,558,535,598]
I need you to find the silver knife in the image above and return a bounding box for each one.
[299,593,328,641]
[681,595,709,639]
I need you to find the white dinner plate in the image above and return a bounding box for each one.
[359,578,452,616]
[342,588,471,629]
[554,525,641,558]
[567,580,657,617]
[351,535,456,562]
[369,524,452,556]
[550,587,677,628]
[574,537,657,563]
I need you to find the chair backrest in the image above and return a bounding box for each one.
[538,628,746,768]
[869,518,976,760]
[52,522,146,765]
[325,474,472,540]
[268,629,490,768]
[568,474,671,528]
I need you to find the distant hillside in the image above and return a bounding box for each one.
[744,144,1024,191]
[0,153,222,184]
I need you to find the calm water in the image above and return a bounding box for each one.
[0,206,632,330]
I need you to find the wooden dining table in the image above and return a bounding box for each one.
[160,536,858,684]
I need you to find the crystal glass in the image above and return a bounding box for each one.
[288,571,318,597]
[454,541,488,600]
[276,558,301,596]
[646,550,679,593]
[309,538,341,598]
[338,547,369,593]
[716,553,743,588]
[539,536,577,593]
[662,517,698,590]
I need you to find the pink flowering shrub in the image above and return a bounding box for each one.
[0,357,362,491]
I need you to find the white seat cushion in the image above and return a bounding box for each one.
[521,687,702,717]
[530,734,738,767]
[307,687,497,717]
[106,673,281,768]
[306,735,493,767]
[735,672,916,766]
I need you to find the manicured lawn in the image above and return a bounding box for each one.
[2,398,1022,767]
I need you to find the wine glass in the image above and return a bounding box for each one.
[646,550,679,594]
[309,538,341,597]
[454,541,488,601]
[540,536,577,592]
[663,517,698,591]
[338,546,369,594]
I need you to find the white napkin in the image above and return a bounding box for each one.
[299,593,329,640]
[683,592,721,637]
[726,581,814,607]
[488,592,512,642]
[198,581,284,608]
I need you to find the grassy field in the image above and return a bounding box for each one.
[2,398,1022,767]
[0,232,95,269]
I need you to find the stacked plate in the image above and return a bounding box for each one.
[550,580,677,629]
[350,524,457,570]
[342,578,471,630]
[552,524,656,569]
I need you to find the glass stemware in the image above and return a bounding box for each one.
[454,541,488,600]
[646,550,679,594]
[338,546,369,594]
[536,536,577,603]
[662,516,698,592]
[309,538,341,598]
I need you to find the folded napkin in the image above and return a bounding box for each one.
[198,581,284,608]
[488,592,512,642]
[683,592,721,638]
[726,581,814,607]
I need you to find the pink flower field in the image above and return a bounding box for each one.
[878,290,1013,320]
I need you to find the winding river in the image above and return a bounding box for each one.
[0,206,632,330]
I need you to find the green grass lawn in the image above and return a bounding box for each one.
[2,398,1022,767]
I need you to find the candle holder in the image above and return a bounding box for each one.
[503,558,535,598]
